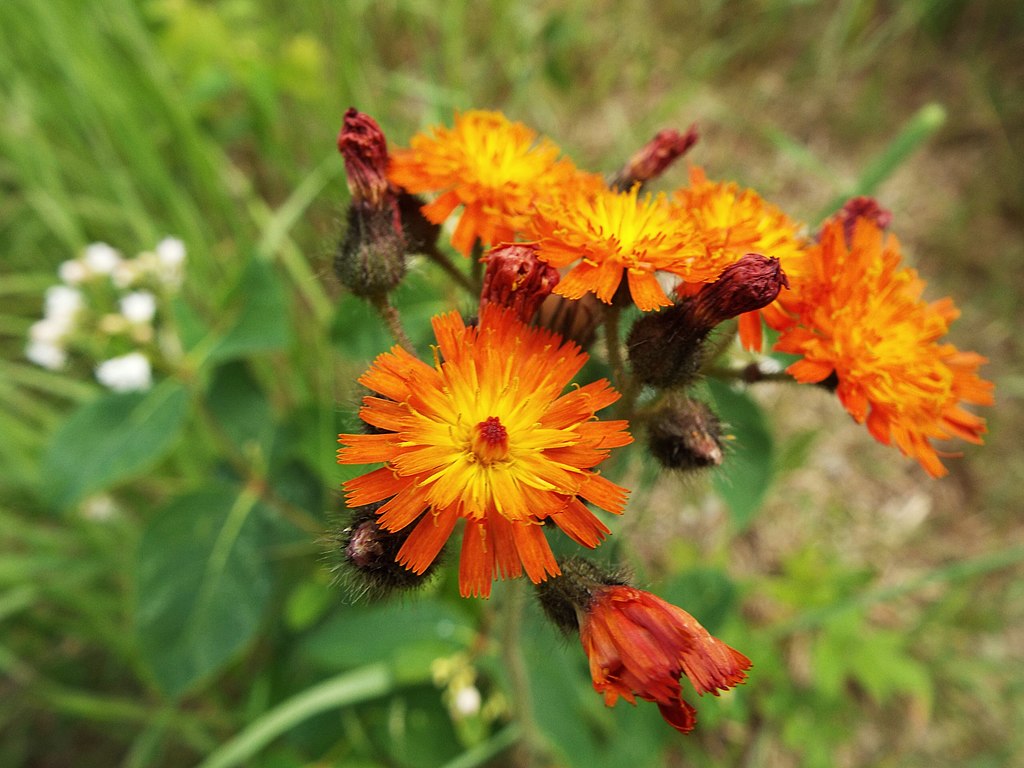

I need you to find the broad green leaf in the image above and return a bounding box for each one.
[300,599,474,673]
[211,259,290,362]
[40,381,190,510]
[134,485,273,698]
[206,361,275,456]
[707,379,774,530]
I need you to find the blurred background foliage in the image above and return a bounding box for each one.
[1,0,1022,766]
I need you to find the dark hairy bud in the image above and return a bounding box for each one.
[648,397,724,471]
[326,501,441,600]
[335,108,407,297]
[628,254,787,389]
[534,292,605,350]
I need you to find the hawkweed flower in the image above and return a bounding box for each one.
[529,184,709,312]
[673,167,808,349]
[479,243,560,323]
[775,218,994,477]
[337,305,633,598]
[388,110,583,256]
[536,558,750,734]
[610,125,699,190]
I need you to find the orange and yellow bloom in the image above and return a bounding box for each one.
[673,167,808,349]
[387,110,583,256]
[529,184,710,312]
[337,305,633,597]
[581,585,751,734]
[775,218,994,477]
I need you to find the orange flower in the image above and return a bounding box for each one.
[387,110,582,256]
[581,585,751,734]
[775,218,994,477]
[528,184,709,312]
[673,167,808,349]
[337,305,633,597]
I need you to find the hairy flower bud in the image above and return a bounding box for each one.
[327,500,441,599]
[611,125,700,190]
[480,243,560,323]
[690,253,788,328]
[535,557,630,635]
[628,255,786,389]
[335,108,407,297]
[648,397,724,470]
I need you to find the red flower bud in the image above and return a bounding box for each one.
[691,253,789,328]
[611,125,699,190]
[338,108,393,209]
[829,196,893,245]
[480,243,560,323]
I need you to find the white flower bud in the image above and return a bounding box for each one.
[119,291,157,324]
[30,318,71,344]
[112,259,142,289]
[83,242,122,274]
[58,259,90,284]
[452,685,482,717]
[155,237,186,287]
[44,285,84,322]
[95,352,152,392]
[26,341,67,370]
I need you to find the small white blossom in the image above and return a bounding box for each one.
[30,318,71,344]
[58,259,90,284]
[44,285,84,322]
[120,291,157,324]
[155,237,186,286]
[95,352,152,392]
[452,685,482,717]
[83,242,122,274]
[26,341,67,370]
[81,495,119,522]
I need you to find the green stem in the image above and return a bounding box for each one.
[424,243,477,295]
[603,304,625,390]
[501,580,543,768]
[370,293,415,354]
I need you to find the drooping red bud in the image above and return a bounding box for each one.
[611,125,700,190]
[338,108,393,208]
[480,243,560,323]
[691,253,788,328]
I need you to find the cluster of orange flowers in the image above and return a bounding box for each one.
[331,108,992,735]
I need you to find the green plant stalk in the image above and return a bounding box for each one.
[196,664,398,768]
[438,723,524,768]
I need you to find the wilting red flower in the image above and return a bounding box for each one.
[581,585,751,733]
[480,243,560,323]
[338,108,396,213]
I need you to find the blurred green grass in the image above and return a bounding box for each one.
[1,1,1022,766]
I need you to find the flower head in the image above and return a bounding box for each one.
[673,167,808,349]
[388,110,582,256]
[581,584,750,734]
[775,218,994,477]
[529,184,708,312]
[337,305,633,597]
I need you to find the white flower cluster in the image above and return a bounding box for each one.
[26,238,187,393]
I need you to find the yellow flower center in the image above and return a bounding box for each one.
[471,416,510,464]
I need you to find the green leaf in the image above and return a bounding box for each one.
[206,361,275,457]
[211,259,290,362]
[300,599,475,674]
[40,381,191,510]
[707,379,774,530]
[134,484,273,698]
